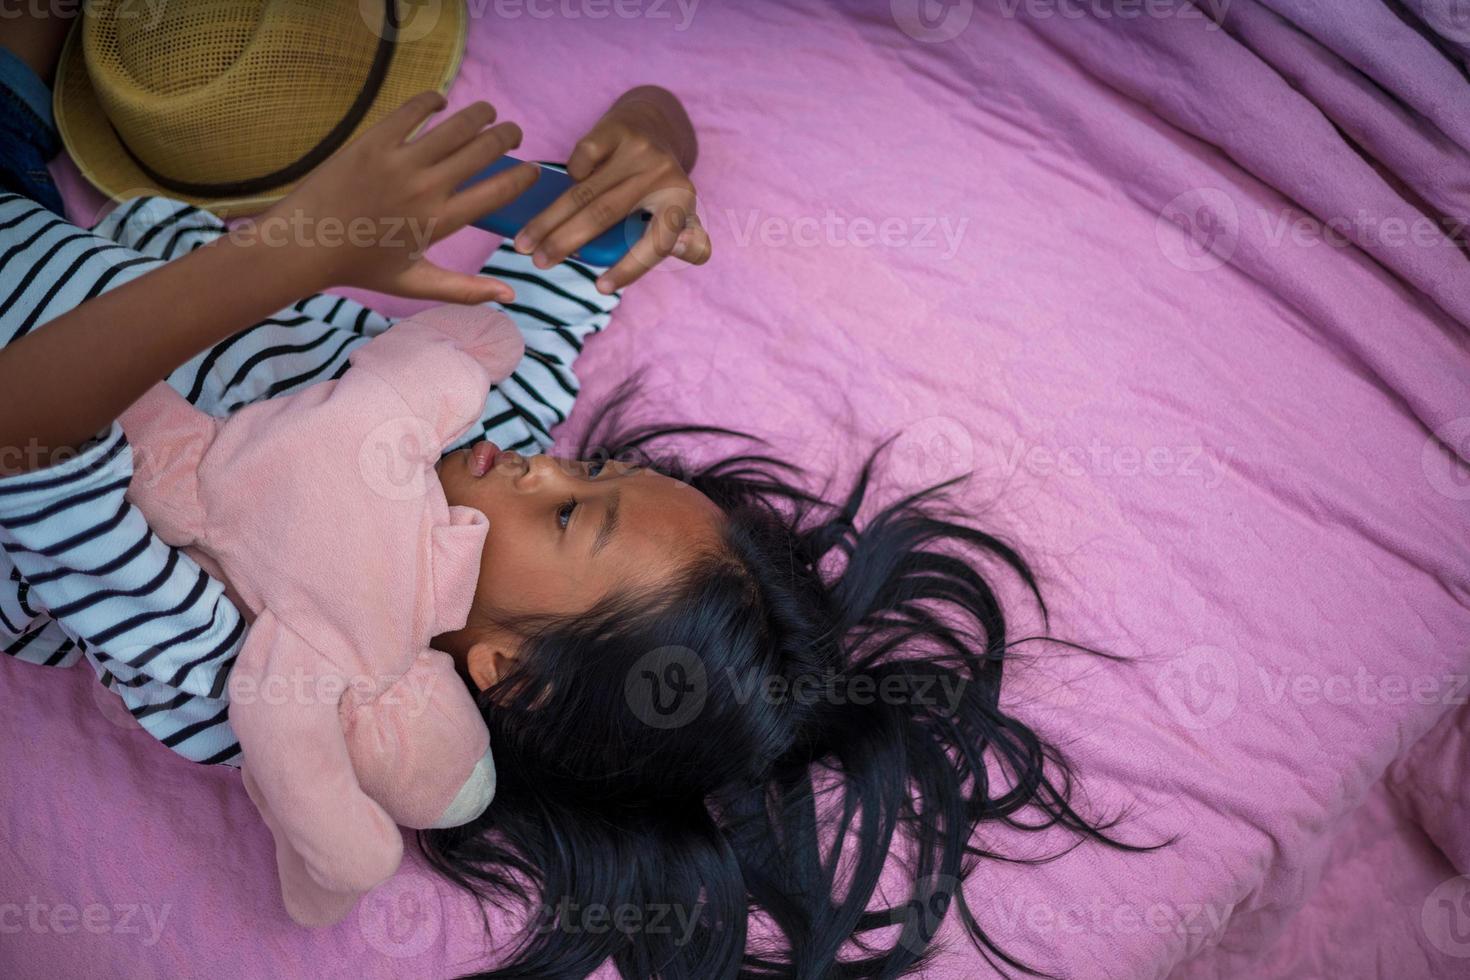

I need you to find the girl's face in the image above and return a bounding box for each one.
[432,444,724,688]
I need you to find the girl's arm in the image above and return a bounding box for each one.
[0,91,539,474]
[0,227,320,472]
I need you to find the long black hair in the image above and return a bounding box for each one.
[421,385,1154,979]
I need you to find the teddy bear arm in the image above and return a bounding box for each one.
[230,610,405,920]
[343,648,495,831]
[118,381,216,547]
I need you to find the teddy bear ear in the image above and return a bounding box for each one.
[470,310,525,381]
[429,504,490,636]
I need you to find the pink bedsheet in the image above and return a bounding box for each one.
[4,2,1468,977]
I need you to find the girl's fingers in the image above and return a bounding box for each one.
[672,216,711,265]
[513,165,627,258]
[397,259,515,305]
[442,159,541,234]
[531,179,649,268]
[406,100,499,164]
[566,133,616,182]
[378,91,449,146]
[430,120,524,187]
[594,198,689,293]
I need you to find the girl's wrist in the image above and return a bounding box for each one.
[181,228,335,350]
[218,208,343,298]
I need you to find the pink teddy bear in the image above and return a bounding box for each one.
[119,305,525,927]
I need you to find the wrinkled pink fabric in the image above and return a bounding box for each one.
[119,305,523,928]
[6,1,1468,977]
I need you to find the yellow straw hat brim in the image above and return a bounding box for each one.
[54,2,467,219]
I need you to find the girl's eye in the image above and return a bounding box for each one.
[587,459,605,478]
[557,499,577,531]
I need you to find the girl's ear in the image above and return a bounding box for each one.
[466,640,514,692]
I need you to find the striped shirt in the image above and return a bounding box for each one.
[0,191,618,766]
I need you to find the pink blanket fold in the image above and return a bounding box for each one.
[5,2,1467,978]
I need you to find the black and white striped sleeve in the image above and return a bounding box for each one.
[0,192,244,764]
[449,243,620,456]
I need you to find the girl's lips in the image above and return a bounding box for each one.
[469,441,500,477]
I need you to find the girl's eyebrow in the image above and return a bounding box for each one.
[590,489,623,556]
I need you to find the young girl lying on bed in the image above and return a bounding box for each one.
[0,30,1140,980]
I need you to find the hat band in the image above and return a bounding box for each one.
[110,0,401,200]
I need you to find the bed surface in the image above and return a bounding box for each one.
[3,2,1467,977]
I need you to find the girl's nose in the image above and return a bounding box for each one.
[515,452,560,487]
[495,450,528,481]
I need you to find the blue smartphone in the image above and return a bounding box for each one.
[463,157,650,267]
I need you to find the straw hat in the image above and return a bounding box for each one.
[54,0,467,218]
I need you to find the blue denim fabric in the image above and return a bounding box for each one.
[0,48,66,217]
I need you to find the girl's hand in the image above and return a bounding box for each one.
[254,92,541,304]
[514,86,711,294]
[0,92,543,470]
